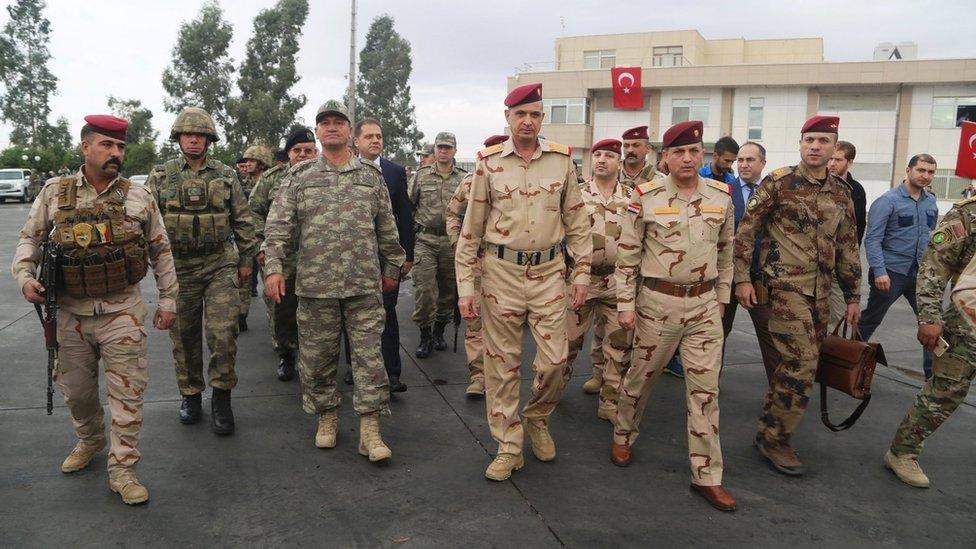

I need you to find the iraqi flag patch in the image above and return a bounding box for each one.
[627,202,642,215]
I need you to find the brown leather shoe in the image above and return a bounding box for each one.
[755,435,805,476]
[610,443,631,467]
[690,484,737,512]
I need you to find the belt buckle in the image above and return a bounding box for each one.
[679,283,693,297]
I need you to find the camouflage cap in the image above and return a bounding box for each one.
[434,132,456,148]
[415,143,434,156]
[316,100,350,124]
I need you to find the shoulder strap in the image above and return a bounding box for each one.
[56,176,78,210]
[164,158,181,187]
[820,384,870,432]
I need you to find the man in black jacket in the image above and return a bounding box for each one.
[828,140,867,326]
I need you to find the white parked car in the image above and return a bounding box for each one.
[129,174,149,185]
[0,168,36,203]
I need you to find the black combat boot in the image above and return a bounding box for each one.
[211,388,235,436]
[179,393,202,424]
[432,322,448,351]
[389,374,407,393]
[276,351,295,381]
[238,315,248,332]
[416,328,433,358]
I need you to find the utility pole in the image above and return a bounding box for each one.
[346,0,357,123]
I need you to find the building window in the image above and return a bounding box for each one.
[652,46,683,67]
[543,98,589,124]
[930,168,970,199]
[672,98,708,124]
[932,97,976,128]
[583,50,615,69]
[748,97,764,140]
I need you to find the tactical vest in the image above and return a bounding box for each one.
[52,177,149,298]
[158,159,233,256]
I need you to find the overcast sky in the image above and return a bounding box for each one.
[1,0,974,158]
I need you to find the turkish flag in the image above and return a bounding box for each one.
[956,121,976,179]
[611,67,643,110]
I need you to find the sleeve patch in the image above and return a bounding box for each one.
[949,220,968,239]
[931,229,951,247]
[627,202,642,215]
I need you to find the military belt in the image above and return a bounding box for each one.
[643,277,716,298]
[418,224,447,237]
[488,243,561,266]
[590,264,616,276]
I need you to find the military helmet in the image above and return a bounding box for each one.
[170,107,219,142]
[243,145,273,168]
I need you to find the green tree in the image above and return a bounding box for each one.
[354,15,423,164]
[161,0,234,129]
[0,0,58,148]
[121,142,157,177]
[226,0,308,151]
[107,96,158,144]
[42,115,72,150]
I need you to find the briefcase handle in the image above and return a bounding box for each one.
[830,318,864,341]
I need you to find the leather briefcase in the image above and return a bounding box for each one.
[816,319,887,431]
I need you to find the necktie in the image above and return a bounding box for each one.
[744,182,755,202]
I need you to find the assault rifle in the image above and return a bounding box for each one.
[34,230,60,415]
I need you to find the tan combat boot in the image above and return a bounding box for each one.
[884,450,930,488]
[525,420,556,461]
[358,413,392,462]
[465,378,485,397]
[109,470,149,505]
[582,370,602,394]
[485,453,524,481]
[315,410,339,449]
[61,439,106,473]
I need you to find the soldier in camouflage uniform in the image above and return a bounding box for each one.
[566,139,633,422]
[249,128,318,381]
[12,115,179,504]
[237,145,273,330]
[618,126,656,189]
[446,135,509,397]
[409,132,466,358]
[145,107,257,436]
[263,100,405,461]
[884,195,976,488]
[734,116,861,476]
[612,121,737,512]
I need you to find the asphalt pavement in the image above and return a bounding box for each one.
[1,200,974,548]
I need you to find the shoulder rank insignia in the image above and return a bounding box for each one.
[770,166,794,181]
[633,180,659,196]
[706,180,731,194]
[543,140,571,156]
[476,143,505,160]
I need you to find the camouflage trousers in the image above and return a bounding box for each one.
[758,290,829,446]
[481,254,570,455]
[55,302,149,473]
[463,260,484,382]
[238,258,258,319]
[890,327,976,458]
[412,233,457,328]
[170,257,240,395]
[296,294,390,416]
[566,273,632,415]
[614,288,725,486]
[262,267,299,355]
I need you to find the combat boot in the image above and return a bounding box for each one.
[179,393,202,424]
[582,370,602,394]
[61,439,106,473]
[109,469,149,505]
[358,413,392,462]
[525,420,556,461]
[416,328,433,358]
[389,374,407,393]
[465,378,485,398]
[485,453,524,481]
[755,435,805,476]
[315,410,339,449]
[432,322,448,351]
[884,450,930,488]
[211,387,235,436]
[277,351,295,381]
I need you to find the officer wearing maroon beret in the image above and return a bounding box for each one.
[619,125,656,189]
[734,114,861,477]
[613,119,737,511]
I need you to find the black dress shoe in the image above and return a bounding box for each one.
[432,322,448,351]
[179,393,202,424]
[416,328,432,358]
[344,369,354,385]
[389,375,407,393]
[211,388,235,436]
[277,353,295,381]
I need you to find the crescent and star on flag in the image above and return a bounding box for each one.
[617,71,635,94]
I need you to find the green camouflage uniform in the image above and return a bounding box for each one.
[262,155,405,415]
[408,163,466,329]
[890,198,976,458]
[733,163,861,447]
[146,156,257,395]
[237,173,259,320]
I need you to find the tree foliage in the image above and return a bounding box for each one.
[0,0,59,148]
[226,0,308,152]
[107,96,158,144]
[0,145,81,173]
[354,15,423,164]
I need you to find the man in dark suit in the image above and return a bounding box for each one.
[351,117,415,393]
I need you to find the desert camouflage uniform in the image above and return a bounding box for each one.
[733,164,861,448]
[262,155,405,415]
[446,172,483,383]
[890,199,976,458]
[618,163,655,190]
[567,179,633,416]
[11,171,179,474]
[613,175,734,486]
[146,156,256,396]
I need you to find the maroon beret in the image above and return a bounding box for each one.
[483,134,509,147]
[801,115,839,134]
[621,126,649,140]
[591,138,621,155]
[83,114,128,141]
[505,83,543,107]
[661,120,703,149]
